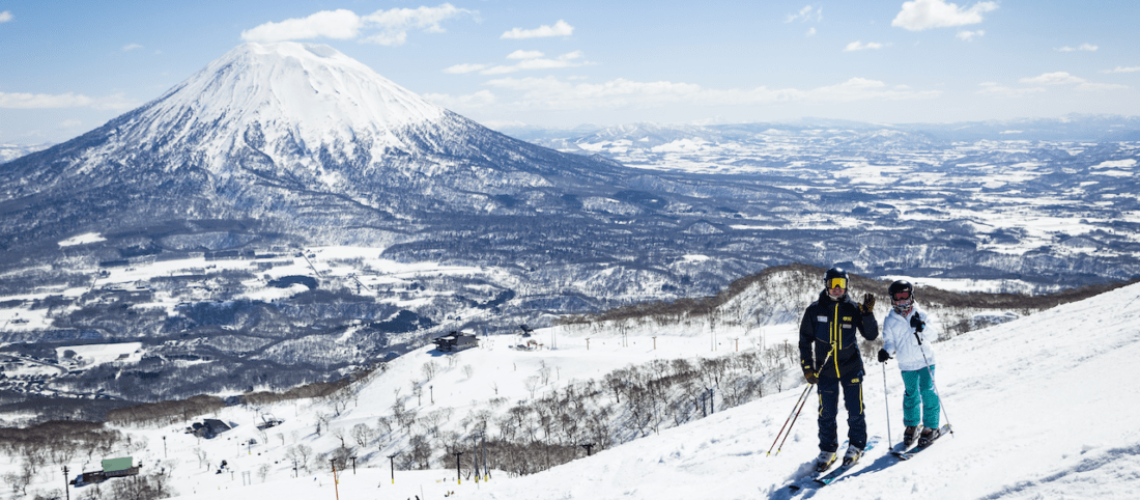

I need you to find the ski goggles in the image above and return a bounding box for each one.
[892,291,911,302]
[892,296,913,311]
[827,277,847,290]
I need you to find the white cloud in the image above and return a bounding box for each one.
[1012,72,1125,92]
[0,92,93,108]
[892,0,998,31]
[956,30,984,41]
[1020,72,1086,85]
[785,6,823,23]
[0,11,12,23]
[361,4,473,45]
[241,9,363,43]
[422,90,497,109]
[241,4,473,46]
[1103,66,1140,74]
[61,119,83,128]
[444,63,487,74]
[465,51,590,75]
[507,50,544,60]
[1058,43,1098,52]
[976,82,1046,97]
[479,76,938,112]
[501,20,573,39]
[844,41,885,52]
[0,91,137,110]
[1076,82,1127,91]
[122,43,144,52]
[806,27,817,37]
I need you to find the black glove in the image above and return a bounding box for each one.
[861,293,875,315]
[803,368,818,385]
[910,314,925,333]
[877,348,891,363]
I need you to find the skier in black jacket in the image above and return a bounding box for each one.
[799,267,879,472]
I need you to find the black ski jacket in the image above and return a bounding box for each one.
[799,290,879,379]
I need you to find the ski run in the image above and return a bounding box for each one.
[5,282,1140,500]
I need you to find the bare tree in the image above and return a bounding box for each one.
[525,375,541,399]
[421,360,440,380]
[330,426,347,449]
[4,461,33,496]
[350,423,375,447]
[258,463,272,483]
[194,447,208,470]
[376,416,393,434]
[463,364,475,380]
[294,444,313,471]
[110,474,171,500]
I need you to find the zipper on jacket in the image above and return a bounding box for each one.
[833,303,841,377]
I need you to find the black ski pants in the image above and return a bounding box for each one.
[817,370,867,452]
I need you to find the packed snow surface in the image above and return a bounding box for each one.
[7,283,1140,500]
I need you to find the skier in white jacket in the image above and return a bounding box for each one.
[877,280,942,448]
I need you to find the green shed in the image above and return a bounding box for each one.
[101,457,139,477]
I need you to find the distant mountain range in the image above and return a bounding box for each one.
[499,114,1140,146]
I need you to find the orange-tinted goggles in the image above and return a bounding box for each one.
[827,277,847,289]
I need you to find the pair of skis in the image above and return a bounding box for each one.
[786,436,880,492]
[889,424,952,460]
[787,424,952,492]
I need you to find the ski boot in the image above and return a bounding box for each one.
[903,425,920,447]
[841,445,864,467]
[918,426,941,448]
[814,451,837,472]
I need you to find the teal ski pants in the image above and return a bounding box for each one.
[900,365,940,429]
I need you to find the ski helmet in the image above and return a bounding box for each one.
[824,267,848,297]
[888,280,914,314]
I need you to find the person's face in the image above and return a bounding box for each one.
[892,290,913,313]
[826,277,847,300]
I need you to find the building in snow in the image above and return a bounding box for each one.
[75,457,139,485]
[432,331,479,352]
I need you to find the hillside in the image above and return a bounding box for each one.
[2,279,1138,499]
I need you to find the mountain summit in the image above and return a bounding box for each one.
[131,42,449,170]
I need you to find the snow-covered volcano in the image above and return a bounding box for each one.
[0,42,622,251]
[130,42,449,170]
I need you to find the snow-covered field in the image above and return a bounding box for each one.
[5,281,1139,500]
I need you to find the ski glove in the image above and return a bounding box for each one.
[910,314,925,333]
[860,293,875,315]
[877,348,891,363]
[803,368,818,385]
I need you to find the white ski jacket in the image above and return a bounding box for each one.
[882,303,937,372]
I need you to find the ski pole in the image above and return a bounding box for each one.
[770,348,833,456]
[774,384,813,456]
[882,360,893,450]
[767,383,813,457]
[914,329,953,435]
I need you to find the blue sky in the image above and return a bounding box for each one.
[2,1,1139,144]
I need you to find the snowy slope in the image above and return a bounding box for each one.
[6,283,1139,500]
[119,42,447,174]
[447,283,1140,500]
